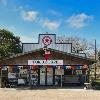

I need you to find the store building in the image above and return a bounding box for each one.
[0,34,95,87]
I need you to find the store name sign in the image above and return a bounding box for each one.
[28,60,63,65]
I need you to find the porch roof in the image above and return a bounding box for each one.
[0,48,96,64]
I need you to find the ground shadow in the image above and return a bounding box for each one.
[14,84,84,90]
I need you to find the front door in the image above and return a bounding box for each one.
[40,66,46,85]
[47,68,53,85]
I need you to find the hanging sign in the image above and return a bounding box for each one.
[44,50,51,61]
[28,60,63,65]
[83,65,88,69]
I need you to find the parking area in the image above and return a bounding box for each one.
[0,88,100,100]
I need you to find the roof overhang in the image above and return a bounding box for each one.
[0,48,96,64]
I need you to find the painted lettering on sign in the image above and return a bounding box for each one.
[28,60,63,65]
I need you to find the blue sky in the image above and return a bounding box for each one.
[0,0,100,45]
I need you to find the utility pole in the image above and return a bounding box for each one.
[94,39,97,80]
[29,65,32,89]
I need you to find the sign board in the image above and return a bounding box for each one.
[76,70,82,75]
[28,60,63,65]
[55,69,64,75]
[18,79,25,85]
[42,36,52,46]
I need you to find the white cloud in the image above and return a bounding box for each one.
[40,19,60,30]
[0,26,16,32]
[0,25,37,43]
[15,34,37,43]
[16,32,39,43]
[66,13,93,28]
[19,9,61,30]
[20,35,34,43]
[21,10,38,22]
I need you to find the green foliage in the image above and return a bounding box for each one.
[0,29,22,60]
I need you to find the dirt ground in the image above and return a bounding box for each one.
[0,88,100,100]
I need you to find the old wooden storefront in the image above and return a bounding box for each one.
[0,34,95,87]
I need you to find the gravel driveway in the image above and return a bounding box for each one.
[0,88,100,100]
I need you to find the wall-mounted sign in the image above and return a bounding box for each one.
[55,69,64,75]
[28,60,63,65]
[42,36,52,46]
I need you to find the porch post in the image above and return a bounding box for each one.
[61,75,62,88]
[29,65,32,89]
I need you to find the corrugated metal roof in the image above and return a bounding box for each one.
[0,48,96,63]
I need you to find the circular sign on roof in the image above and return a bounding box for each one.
[42,36,52,46]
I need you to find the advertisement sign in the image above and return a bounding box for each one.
[55,69,64,75]
[42,36,52,46]
[28,60,63,65]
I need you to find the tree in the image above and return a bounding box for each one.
[57,35,96,57]
[0,29,22,60]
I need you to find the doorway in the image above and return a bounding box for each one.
[47,67,53,85]
[40,66,46,85]
[40,66,53,86]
